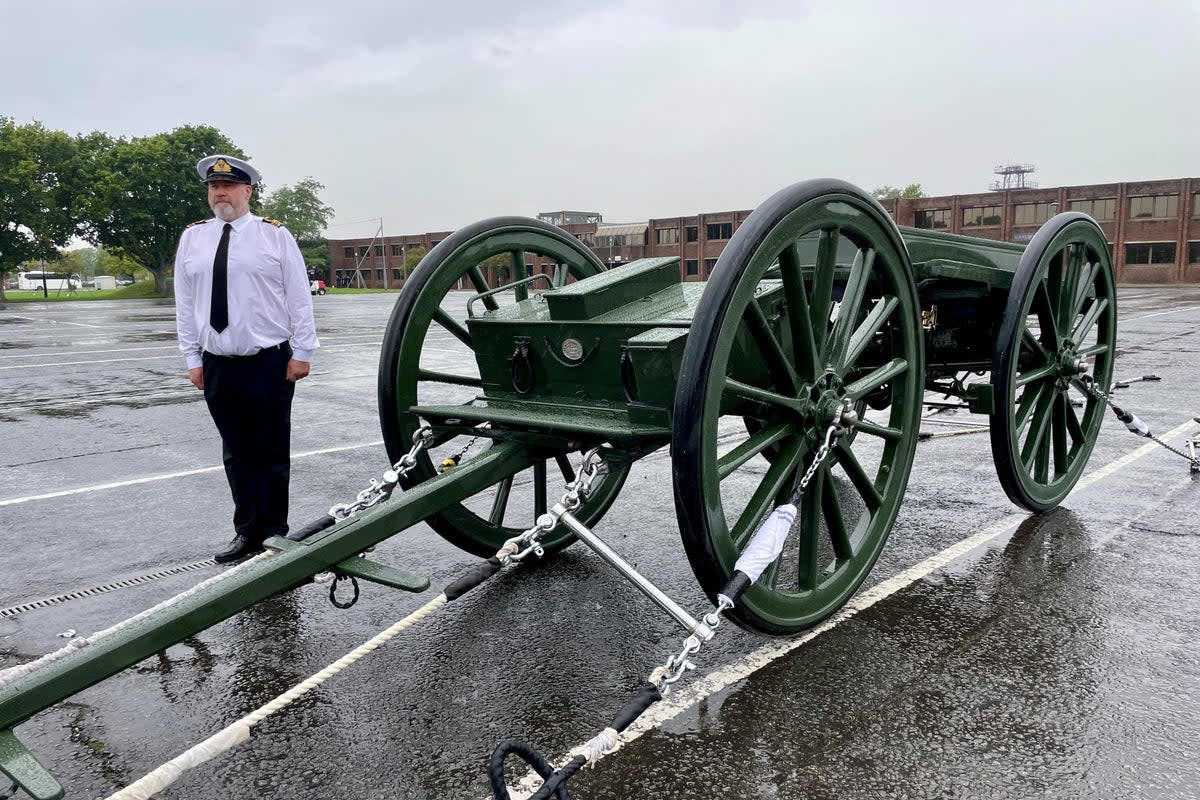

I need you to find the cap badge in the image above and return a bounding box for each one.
[212,158,233,174]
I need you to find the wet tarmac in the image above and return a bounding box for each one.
[1,288,1198,799]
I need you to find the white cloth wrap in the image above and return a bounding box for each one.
[734,504,796,584]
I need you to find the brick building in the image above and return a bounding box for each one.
[327,177,1200,287]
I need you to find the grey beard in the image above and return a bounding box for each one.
[211,201,239,222]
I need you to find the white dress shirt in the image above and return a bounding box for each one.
[174,212,320,369]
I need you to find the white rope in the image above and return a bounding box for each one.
[104,593,449,800]
[0,552,276,688]
[575,727,621,765]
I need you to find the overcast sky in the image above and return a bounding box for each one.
[4,0,1198,238]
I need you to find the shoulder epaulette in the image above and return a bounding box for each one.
[261,217,285,228]
[185,219,210,229]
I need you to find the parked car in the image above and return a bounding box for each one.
[310,279,327,295]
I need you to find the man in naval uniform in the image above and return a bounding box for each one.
[174,154,320,562]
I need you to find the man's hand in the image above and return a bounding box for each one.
[286,359,310,382]
[189,367,204,390]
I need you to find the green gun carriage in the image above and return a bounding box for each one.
[0,179,1115,798]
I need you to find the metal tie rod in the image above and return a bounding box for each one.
[552,504,714,641]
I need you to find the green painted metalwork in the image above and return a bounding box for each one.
[989,215,1116,511]
[0,730,61,800]
[672,182,925,634]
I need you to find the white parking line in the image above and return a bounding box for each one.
[491,419,1196,800]
[0,440,385,507]
[1123,304,1200,323]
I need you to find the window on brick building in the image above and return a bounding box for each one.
[375,269,384,281]
[962,205,1002,227]
[343,247,354,258]
[1013,203,1055,226]
[1125,242,1176,265]
[657,228,679,245]
[391,244,403,256]
[392,269,403,280]
[358,246,368,257]
[1188,242,1200,264]
[374,245,384,257]
[686,226,698,242]
[704,258,717,273]
[685,259,698,275]
[914,209,951,229]
[1129,195,1178,219]
[706,223,732,239]
[1069,198,1116,221]
[1193,193,1200,216]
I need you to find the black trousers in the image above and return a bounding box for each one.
[202,344,295,542]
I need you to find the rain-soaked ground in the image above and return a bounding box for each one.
[0,287,1198,800]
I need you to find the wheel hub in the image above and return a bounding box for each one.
[800,372,852,439]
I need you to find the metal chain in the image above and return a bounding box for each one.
[498,447,609,564]
[1076,377,1200,466]
[788,401,855,505]
[650,595,734,693]
[329,424,435,520]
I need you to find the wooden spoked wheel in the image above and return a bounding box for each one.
[378,217,631,557]
[673,180,924,635]
[990,213,1116,512]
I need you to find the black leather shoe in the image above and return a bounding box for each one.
[213,534,264,563]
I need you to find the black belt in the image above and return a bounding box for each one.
[204,342,291,359]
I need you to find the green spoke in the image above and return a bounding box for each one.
[1052,392,1068,476]
[468,266,499,310]
[718,422,794,480]
[852,418,902,441]
[1072,297,1108,343]
[843,295,897,372]
[1015,382,1047,432]
[1022,328,1050,361]
[825,249,871,368]
[810,228,839,356]
[797,468,823,590]
[488,475,514,525]
[510,252,527,301]
[779,242,819,378]
[553,263,568,288]
[831,445,883,511]
[418,369,481,387]
[746,298,801,393]
[1063,393,1085,446]
[555,453,575,483]
[1077,342,1109,358]
[821,471,853,561]
[733,439,806,548]
[533,460,547,518]
[1059,244,1083,331]
[1020,387,1055,465]
[1032,280,1060,352]
[1015,362,1056,388]
[725,377,806,414]
[1072,259,1098,320]
[433,308,474,348]
[1034,422,1051,483]
[845,357,908,401]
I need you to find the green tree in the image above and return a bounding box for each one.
[260,178,334,242]
[86,125,247,294]
[872,183,926,200]
[0,118,86,301]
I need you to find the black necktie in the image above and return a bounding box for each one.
[210,223,232,332]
